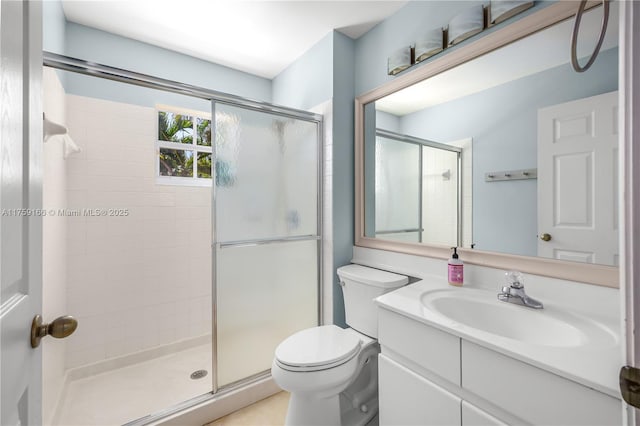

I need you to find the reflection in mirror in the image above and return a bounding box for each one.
[366,129,468,248]
[363,3,619,267]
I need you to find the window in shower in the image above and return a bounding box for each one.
[156,106,212,184]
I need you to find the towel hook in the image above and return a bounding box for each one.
[571,0,610,73]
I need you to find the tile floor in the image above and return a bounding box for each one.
[204,392,290,426]
[56,343,213,425]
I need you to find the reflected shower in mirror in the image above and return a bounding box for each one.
[366,129,470,248]
[363,3,619,266]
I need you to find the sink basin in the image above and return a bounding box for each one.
[420,288,611,347]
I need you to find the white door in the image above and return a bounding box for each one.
[537,91,618,265]
[0,1,43,425]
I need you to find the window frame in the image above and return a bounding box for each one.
[155,104,213,187]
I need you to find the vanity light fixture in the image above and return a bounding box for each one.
[415,27,445,63]
[387,46,413,76]
[448,4,485,46]
[386,1,536,76]
[490,1,535,25]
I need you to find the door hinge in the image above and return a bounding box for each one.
[620,366,640,408]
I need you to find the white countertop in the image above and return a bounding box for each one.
[375,277,622,398]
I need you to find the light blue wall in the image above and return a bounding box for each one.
[43,0,66,54]
[354,1,555,96]
[331,32,355,327]
[43,0,67,85]
[64,23,272,105]
[399,47,618,256]
[272,33,333,110]
[376,111,401,133]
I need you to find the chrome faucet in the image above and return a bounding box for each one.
[497,271,543,309]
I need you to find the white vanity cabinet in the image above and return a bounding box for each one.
[377,307,622,426]
[461,341,621,425]
[379,355,461,426]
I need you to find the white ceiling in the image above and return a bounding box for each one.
[376,2,619,116]
[62,0,408,79]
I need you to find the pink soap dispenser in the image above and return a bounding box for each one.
[448,247,464,286]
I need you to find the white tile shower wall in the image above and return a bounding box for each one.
[421,146,458,246]
[64,95,212,369]
[42,67,69,425]
[421,137,473,248]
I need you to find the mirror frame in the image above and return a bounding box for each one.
[355,1,618,288]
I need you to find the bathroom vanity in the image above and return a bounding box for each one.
[375,278,622,426]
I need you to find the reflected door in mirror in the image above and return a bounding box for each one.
[537,91,619,266]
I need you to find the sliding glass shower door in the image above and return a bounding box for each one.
[213,103,321,388]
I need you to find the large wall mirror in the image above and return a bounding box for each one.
[355,2,620,287]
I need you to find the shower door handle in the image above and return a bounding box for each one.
[31,315,78,348]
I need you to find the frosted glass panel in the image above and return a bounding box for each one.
[375,137,420,234]
[215,104,318,242]
[216,240,318,386]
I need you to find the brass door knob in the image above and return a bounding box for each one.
[31,315,78,348]
[540,233,552,242]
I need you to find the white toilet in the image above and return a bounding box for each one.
[271,264,408,426]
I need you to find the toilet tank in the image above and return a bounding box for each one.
[337,264,408,338]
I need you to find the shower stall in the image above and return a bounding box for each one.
[41,53,322,425]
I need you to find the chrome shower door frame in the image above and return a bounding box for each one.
[209,98,324,394]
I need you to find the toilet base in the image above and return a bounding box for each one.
[284,393,378,426]
[285,393,341,426]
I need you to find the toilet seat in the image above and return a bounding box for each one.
[275,325,362,372]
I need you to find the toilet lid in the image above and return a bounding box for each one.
[275,325,361,371]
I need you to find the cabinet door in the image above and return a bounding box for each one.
[461,401,507,426]
[379,354,461,426]
[461,341,621,425]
